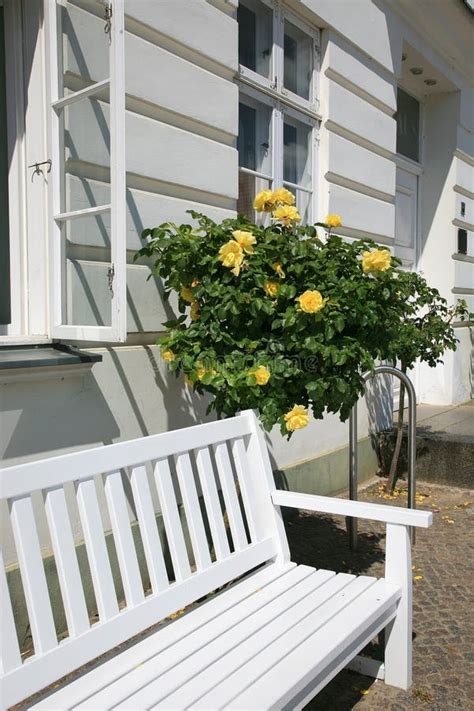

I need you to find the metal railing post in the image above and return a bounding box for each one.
[348,365,417,549]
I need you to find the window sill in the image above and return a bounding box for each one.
[0,344,102,382]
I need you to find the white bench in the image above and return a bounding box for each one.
[0,410,432,710]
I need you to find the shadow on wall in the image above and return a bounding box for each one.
[1,371,120,463]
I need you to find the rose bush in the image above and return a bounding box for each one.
[136,189,470,437]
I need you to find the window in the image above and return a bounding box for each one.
[237,0,319,223]
[396,87,420,163]
[47,0,126,342]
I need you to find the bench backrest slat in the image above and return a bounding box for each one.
[195,446,231,560]
[76,478,120,620]
[214,442,248,551]
[176,452,213,571]
[43,486,90,637]
[10,496,58,654]
[0,551,22,674]
[154,458,193,582]
[129,465,169,594]
[0,411,288,708]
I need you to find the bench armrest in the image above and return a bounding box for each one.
[272,491,433,528]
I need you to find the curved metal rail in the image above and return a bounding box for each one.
[348,365,417,549]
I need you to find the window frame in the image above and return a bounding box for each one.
[46,0,126,342]
[237,1,320,224]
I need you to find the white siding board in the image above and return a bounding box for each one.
[124,0,238,72]
[327,132,396,197]
[64,6,237,137]
[325,35,396,112]
[455,193,473,226]
[327,81,396,155]
[454,259,474,291]
[328,183,395,239]
[455,156,474,195]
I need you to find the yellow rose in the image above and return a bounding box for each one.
[272,262,286,279]
[326,214,342,228]
[264,281,279,297]
[232,230,256,254]
[284,405,309,432]
[180,286,194,303]
[272,187,295,206]
[162,349,175,363]
[297,290,325,313]
[218,240,244,276]
[191,279,200,287]
[254,189,275,212]
[362,249,391,273]
[195,362,216,380]
[251,365,271,385]
[272,205,301,225]
[190,300,200,320]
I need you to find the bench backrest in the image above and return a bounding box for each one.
[0,410,289,708]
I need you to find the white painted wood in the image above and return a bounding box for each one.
[213,442,248,551]
[347,655,385,679]
[9,497,57,654]
[0,550,22,674]
[2,539,277,709]
[231,437,259,542]
[30,561,293,709]
[175,453,212,571]
[195,446,231,560]
[75,478,119,621]
[94,565,320,709]
[43,486,90,637]
[272,490,433,528]
[129,465,169,593]
[54,203,111,222]
[1,415,253,500]
[153,459,191,581]
[243,410,291,563]
[384,523,412,689]
[221,579,399,710]
[52,78,110,111]
[103,470,145,607]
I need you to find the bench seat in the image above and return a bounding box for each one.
[32,562,401,710]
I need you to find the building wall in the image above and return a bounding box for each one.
[1,1,473,494]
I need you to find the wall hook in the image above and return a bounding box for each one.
[28,159,52,180]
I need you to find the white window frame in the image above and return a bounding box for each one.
[46,0,126,342]
[237,1,320,223]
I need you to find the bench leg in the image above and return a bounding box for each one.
[384,523,412,690]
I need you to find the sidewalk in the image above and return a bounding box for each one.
[287,480,474,710]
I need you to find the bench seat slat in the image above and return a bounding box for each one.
[72,565,318,710]
[29,562,295,710]
[213,443,248,551]
[223,578,400,710]
[75,479,119,621]
[9,497,57,655]
[195,447,230,561]
[104,471,145,607]
[44,487,90,637]
[130,465,169,594]
[153,459,191,582]
[175,453,212,571]
[0,551,22,673]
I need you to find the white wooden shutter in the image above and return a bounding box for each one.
[47,0,126,341]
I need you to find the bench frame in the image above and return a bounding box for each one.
[0,410,432,709]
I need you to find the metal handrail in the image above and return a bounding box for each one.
[347,365,417,549]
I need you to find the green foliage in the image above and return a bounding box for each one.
[136,211,471,436]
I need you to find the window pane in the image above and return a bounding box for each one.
[284,117,312,189]
[64,213,112,327]
[238,172,271,223]
[238,0,272,80]
[238,98,272,176]
[284,20,312,100]
[282,186,311,225]
[396,88,420,162]
[0,6,11,325]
